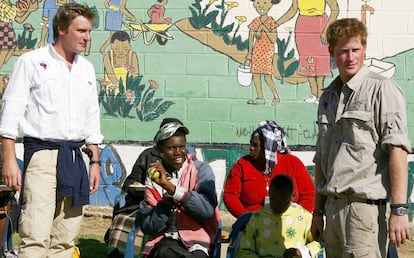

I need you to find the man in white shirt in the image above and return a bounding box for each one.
[0,3,103,257]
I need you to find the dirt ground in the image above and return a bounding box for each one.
[81,206,414,257]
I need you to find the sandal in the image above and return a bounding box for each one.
[247,98,265,105]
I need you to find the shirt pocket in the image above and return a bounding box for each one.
[73,75,95,108]
[341,110,377,146]
[317,113,331,135]
[30,68,64,113]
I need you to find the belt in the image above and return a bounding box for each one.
[331,196,387,206]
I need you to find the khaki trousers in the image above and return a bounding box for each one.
[324,197,387,258]
[19,149,84,258]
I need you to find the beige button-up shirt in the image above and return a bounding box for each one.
[313,66,411,200]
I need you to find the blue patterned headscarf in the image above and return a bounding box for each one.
[252,120,289,175]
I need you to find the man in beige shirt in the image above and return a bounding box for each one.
[311,18,411,257]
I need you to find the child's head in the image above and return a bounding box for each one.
[251,0,281,16]
[110,31,131,57]
[269,174,294,215]
[110,31,131,44]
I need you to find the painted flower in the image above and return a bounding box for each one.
[125,90,134,100]
[1,75,9,89]
[235,16,247,25]
[148,80,159,89]
[98,79,110,86]
[126,65,135,73]
[225,1,239,10]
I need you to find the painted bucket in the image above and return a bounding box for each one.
[237,65,252,87]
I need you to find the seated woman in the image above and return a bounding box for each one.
[120,118,184,214]
[223,120,315,218]
[106,118,185,257]
[139,122,219,258]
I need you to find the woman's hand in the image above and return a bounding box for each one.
[148,160,176,195]
[245,54,252,66]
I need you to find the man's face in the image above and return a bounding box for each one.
[329,35,367,83]
[58,15,92,54]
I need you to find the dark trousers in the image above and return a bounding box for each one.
[149,237,208,258]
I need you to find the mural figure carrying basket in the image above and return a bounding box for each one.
[237,64,252,87]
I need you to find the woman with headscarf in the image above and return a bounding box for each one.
[223,120,315,218]
[139,121,219,258]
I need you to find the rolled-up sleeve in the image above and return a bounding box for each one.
[379,80,411,153]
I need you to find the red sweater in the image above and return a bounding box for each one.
[223,152,315,218]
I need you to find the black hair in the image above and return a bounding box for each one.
[270,174,294,194]
[110,31,131,44]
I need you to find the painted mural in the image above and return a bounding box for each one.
[0,1,413,141]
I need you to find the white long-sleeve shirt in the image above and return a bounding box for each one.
[0,44,103,144]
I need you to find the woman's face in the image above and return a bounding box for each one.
[159,135,187,170]
[253,0,273,16]
[249,135,264,161]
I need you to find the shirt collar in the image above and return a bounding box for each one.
[345,65,370,92]
[48,44,79,65]
[327,65,370,95]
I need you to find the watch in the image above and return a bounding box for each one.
[391,206,409,216]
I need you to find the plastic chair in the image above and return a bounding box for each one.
[225,212,253,258]
[211,219,222,258]
[124,216,145,258]
[1,213,12,253]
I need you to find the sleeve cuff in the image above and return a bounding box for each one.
[297,246,311,258]
[173,186,185,201]
[0,134,16,140]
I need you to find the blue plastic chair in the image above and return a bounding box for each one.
[226,212,253,258]
[1,213,12,252]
